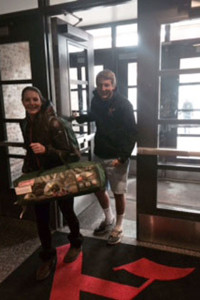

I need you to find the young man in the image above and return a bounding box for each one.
[74,69,137,245]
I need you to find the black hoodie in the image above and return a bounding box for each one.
[76,90,137,162]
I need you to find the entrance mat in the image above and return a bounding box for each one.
[0,231,200,300]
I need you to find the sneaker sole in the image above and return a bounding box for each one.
[107,231,123,245]
[107,237,122,245]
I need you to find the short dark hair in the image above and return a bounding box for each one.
[96,69,117,87]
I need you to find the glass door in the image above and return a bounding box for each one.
[137,14,200,251]
[51,17,94,159]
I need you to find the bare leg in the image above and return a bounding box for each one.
[114,193,126,231]
[114,193,126,215]
[95,189,110,209]
[95,189,114,225]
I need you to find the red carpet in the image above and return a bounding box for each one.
[50,244,195,300]
[0,233,199,300]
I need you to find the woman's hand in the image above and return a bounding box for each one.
[30,143,46,154]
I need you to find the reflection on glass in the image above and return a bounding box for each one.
[6,123,23,142]
[157,169,200,212]
[178,85,200,120]
[159,80,200,119]
[159,76,178,119]
[3,84,29,118]
[116,24,138,47]
[10,158,24,183]
[0,42,31,80]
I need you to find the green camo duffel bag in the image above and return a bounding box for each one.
[13,161,106,205]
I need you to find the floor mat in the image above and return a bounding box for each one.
[0,231,200,300]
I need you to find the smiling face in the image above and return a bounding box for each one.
[96,78,115,101]
[22,90,42,117]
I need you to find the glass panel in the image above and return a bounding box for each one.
[72,124,81,132]
[68,43,88,116]
[6,123,24,143]
[178,85,200,119]
[3,84,30,118]
[0,42,31,80]
[69,68,78,81]
[8,147,25,155]
[70,91,79,111]
[128,63,137,86]
[157,170,200,212]
[86,28,112,49]
[159,74,178,119]
[116,24,138,47]
[177,136,200,153]
[170,19,200,41]
[94,65,103,86]
[158,124,200,157]
[178,126,200,134]
[179,74,200,83]
[159,79,200,119]
[81,66,86,81]
[83,125,88,133]
[82,90,87,111]
[180,57,200,69]
[128,88,137,109]
[10,158,24,183]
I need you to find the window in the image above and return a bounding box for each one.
[86,27,112,49]
[116,23,138,47]
[0,42,32,183]
[128,62,137,111]
[161,19,200,42]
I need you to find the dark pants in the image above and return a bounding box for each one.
[34,197,83,261]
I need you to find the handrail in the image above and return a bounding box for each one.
[138,147,200,157]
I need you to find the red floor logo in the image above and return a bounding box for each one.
[50,245,195,300]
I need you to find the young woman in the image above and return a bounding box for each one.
[20,86,83,281]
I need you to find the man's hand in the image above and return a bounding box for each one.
[111,159,121,167]
[30,143,46,154]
